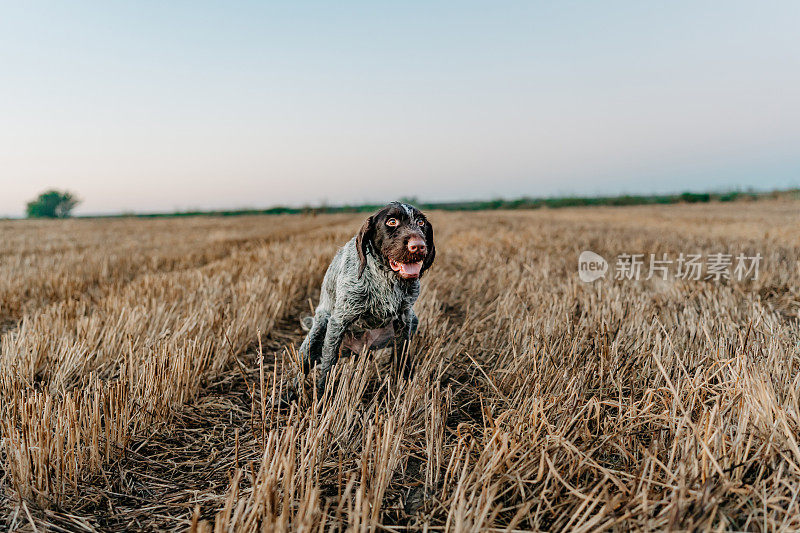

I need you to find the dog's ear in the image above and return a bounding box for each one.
[421,221,435,275]
[356,215,374,278]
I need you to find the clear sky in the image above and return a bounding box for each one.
[1,1,798,216]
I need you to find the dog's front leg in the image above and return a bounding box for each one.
[393,308,418,379]
[316,313,352,395]
[299,310,330,374]
[280,310,332,403]
[394,308,418,340]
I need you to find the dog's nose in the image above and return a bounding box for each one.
[407,237,426,254]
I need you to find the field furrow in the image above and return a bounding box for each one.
[2,202,800,531]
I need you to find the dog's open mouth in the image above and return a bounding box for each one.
[389,259,423,279]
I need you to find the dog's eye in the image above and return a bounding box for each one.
[417,220,425,227]
[386,218,398,227]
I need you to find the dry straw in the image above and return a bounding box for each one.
[1,203,799,531]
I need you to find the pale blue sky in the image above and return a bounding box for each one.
[1,1,798,216]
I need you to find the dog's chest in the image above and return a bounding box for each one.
[347,283,403,352]
[359,281,404,326]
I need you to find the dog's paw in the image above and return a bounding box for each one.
[269,387,299,409]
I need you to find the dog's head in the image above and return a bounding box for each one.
[356,202,435,280]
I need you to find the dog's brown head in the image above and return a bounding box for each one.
[356,202,435,280]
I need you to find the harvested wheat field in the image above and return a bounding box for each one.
[1,200,800,532]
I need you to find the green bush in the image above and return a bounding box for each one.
[679,192,711,203]
[26,190,80,218]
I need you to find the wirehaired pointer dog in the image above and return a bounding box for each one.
[296,202,435,397]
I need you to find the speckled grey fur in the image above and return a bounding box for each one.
[299,233,421,393]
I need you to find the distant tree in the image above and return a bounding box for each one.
[26,190,80,218]
[679,192,711,204]
[399,196,420,206]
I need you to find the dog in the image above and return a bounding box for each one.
[296,202,435,397]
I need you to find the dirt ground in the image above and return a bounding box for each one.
[2,200,799,531]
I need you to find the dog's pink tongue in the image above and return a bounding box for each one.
[400,262,422,277]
